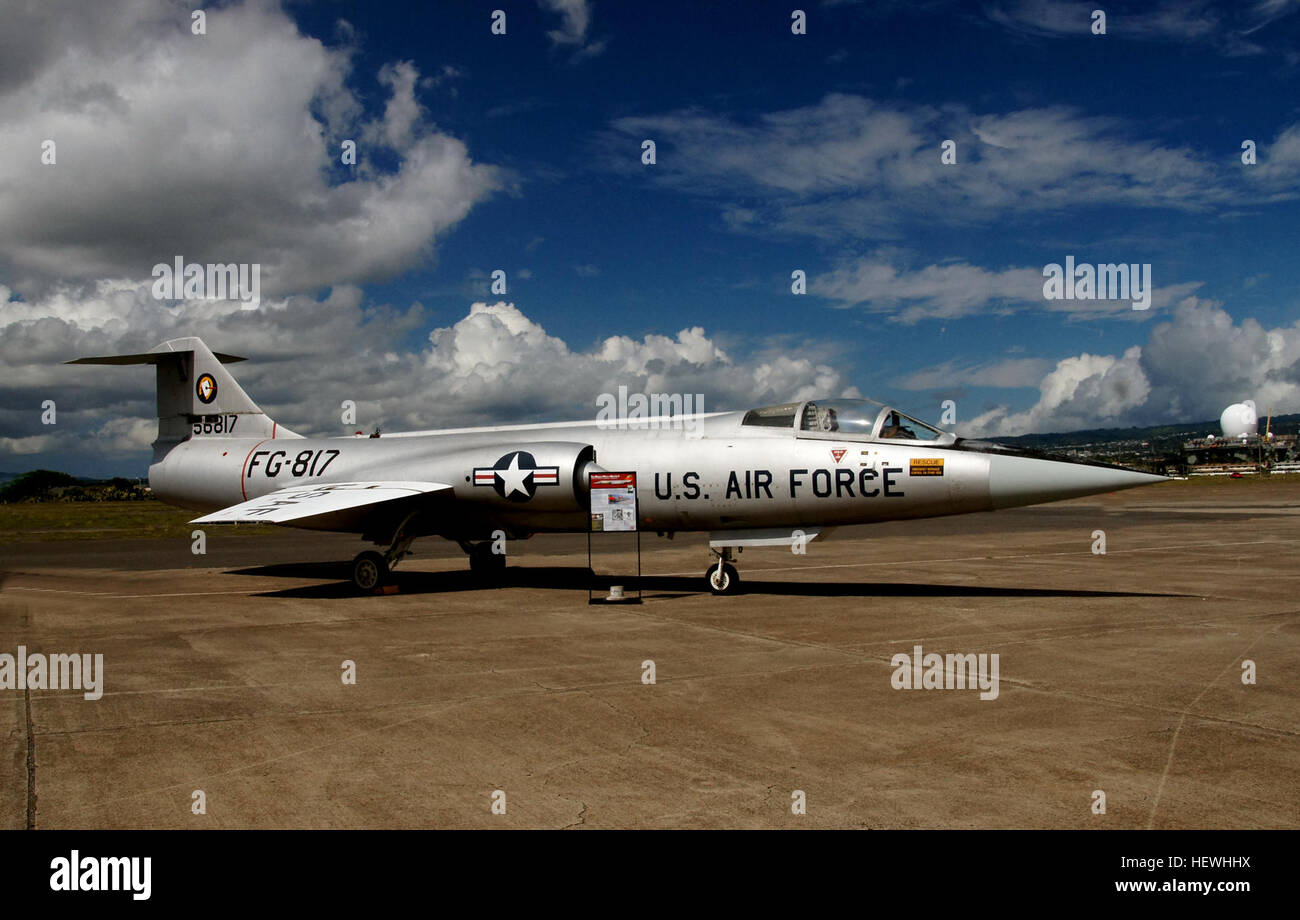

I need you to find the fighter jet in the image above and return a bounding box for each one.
[70,337,1166,594]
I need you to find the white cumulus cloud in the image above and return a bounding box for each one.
[962,298,1300,436]
[0,0,501,298]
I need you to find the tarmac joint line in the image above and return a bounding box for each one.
[24,686,36,831]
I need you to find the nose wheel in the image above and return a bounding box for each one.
[705,547,741,595]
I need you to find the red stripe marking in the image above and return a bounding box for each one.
[240,439,270,501]
[272,422,277,438]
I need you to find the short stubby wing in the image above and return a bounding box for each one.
[191,481,452,527]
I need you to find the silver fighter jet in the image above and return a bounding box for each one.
[71,337,1166,594]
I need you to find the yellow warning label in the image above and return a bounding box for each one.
[910,458,944,476]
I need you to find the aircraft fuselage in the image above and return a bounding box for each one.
[150,410,1150,541]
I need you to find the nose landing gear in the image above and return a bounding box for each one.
[705,546,741,595]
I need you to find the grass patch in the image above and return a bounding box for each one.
[0,501,278,543]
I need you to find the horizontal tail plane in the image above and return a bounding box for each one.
[68,336,298,459]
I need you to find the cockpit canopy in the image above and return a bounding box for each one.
[741,398,954,444]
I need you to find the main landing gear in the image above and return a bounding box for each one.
[349,513,418,594]
[462,540,507,584]
[350,551,388,592]
[705,546,741,595]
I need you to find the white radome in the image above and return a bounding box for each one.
[1220,401,1258,439]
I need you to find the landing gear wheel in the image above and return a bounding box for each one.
[469,542,506,582]
[706,562,740,595]
[351,551,389,593]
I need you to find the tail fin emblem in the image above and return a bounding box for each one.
[196,373,218,404]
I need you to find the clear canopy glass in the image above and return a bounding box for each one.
[799,399,881,435]
[740,402,801,428]
[741,398,953,443]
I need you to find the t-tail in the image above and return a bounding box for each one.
[67,336,300,463]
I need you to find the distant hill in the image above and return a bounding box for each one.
[0,469,149,503]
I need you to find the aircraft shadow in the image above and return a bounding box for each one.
[229,562,1187,600]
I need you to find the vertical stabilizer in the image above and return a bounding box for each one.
[67,337,299,461]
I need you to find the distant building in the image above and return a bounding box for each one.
[1181,432,1300,476]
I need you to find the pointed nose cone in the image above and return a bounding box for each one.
[986,453,1166,510]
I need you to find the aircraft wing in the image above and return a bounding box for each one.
[191,481,452,527]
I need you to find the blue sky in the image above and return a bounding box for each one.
[331,0,1300,343]
[3,0,1300,475]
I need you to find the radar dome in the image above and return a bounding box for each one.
[1220,400,1257,439]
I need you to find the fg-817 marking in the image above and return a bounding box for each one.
[247,448,340,478]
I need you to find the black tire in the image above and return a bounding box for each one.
[705,562,740,595]
[351,551,388,593]
[468,542,506,581]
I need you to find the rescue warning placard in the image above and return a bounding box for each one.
[910,458,945,476]
[589,472,638,532]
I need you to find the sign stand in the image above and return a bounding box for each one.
[587,471,642,605]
